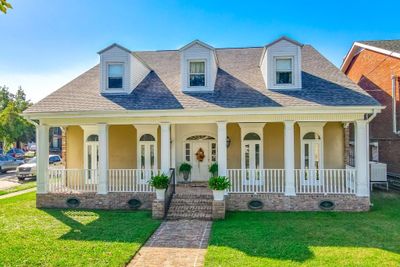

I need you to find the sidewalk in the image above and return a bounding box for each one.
[0,187,36,199]
[128,220,212,267]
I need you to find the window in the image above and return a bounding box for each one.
[108,63,124,89]
[211,143,217,162]
[189,61,205,87]
[244,133,261,141]
[185,143,191,162]
[275,58,293,85]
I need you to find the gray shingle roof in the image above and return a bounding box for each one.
[25,45,379,114]
[358,40,400,54]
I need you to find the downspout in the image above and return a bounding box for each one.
[392,75,399,134]
[366,109,378,123]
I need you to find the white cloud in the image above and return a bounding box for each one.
[0,65,94,103]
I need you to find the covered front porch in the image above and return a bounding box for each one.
[35,113,371,205]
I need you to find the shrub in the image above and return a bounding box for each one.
[179,162,192,173]
[208,176,231,190]
[209,163,218,177]
[149,174,169,189]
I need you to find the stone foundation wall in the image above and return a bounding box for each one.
[212,200,226,219]
[152,200,165,219]
[37,192,155,210]
[226,193,370,211]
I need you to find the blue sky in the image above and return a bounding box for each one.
[1,0,399,102]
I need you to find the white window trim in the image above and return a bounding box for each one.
[107,62,125,90]
[273,56,294,86]
[138,136,157,171]
[298,122,326,171]
[187,59,207,88]
[238,123,265,170]
[134,125,159,171]
[82,126,99,184]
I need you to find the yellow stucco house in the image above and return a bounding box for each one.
[24,37,382,219]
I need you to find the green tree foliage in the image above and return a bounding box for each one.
[0,0,12,14]
[0,86,35,149]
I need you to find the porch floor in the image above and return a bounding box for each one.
[175,182,212,196]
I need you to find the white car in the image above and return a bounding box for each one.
[17,155,62,181]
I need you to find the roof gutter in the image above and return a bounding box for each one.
[22,105,384,120]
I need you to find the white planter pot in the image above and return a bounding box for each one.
[213,190,225,201]
[155,189,165,201]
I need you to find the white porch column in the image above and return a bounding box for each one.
[284,121,296,196]
[217,121,227,176]
[355,120,369,197]
[97,123,109,194]
[160,122,171,174]
[37,124,49,194]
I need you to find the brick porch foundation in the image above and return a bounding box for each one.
[226,194,370,211]
[36,192,155,210]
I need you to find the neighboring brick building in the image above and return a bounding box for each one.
[342,40,400,176]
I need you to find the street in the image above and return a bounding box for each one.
[0,170,35,190]
[0,170,17,180]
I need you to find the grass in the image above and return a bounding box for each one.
[0,181,37,196]
[205,191,400,267]
[0,192,161,266]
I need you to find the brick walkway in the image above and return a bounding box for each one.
[128,220,212,267]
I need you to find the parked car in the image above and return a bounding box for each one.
[0,155,24,173]
[24,150,36,160]
[6,148,25,160]
[16,155,63,181]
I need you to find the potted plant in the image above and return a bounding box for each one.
[209,162,218,177]
[208,176,231,201]
[179,162,192,182]
[149,174,169,200]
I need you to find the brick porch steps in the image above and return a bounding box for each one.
[166,192,213,221]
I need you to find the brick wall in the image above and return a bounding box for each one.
[226,194,370,211]
[345,49,400,175]
[37,192,155,210]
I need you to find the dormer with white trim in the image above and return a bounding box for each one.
[179,40,218,92]
[98,43,150,94]
[260,37,303,90]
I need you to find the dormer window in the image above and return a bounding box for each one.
[189,61,206,87]
[275,57,293,85]
[107,63,124,89]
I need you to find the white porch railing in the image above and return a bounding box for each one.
[227,169,285,193]
[294,169,356,194]
[48,169,98,193]
[108,169,159,192]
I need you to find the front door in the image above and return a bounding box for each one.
[191,141,210,181]
[303,140,321,183]
[86,142,99,183]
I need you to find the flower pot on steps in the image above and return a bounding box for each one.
[156,189,166,201]
[213,190,225,201]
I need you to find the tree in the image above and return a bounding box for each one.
[0,0,12,14]
[0,86,35,150]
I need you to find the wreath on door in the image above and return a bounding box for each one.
[195,148,205,162]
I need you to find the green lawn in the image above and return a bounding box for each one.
[0,192,160,266]
[0,181,36,196]
[206,191,400,267]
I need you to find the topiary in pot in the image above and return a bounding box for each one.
[209,162,218,177]
[179,162,192,182]
[149,174,169,200]
[208,176,231,201]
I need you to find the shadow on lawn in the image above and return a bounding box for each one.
[43,209,156,243]
[210,191,400,263]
